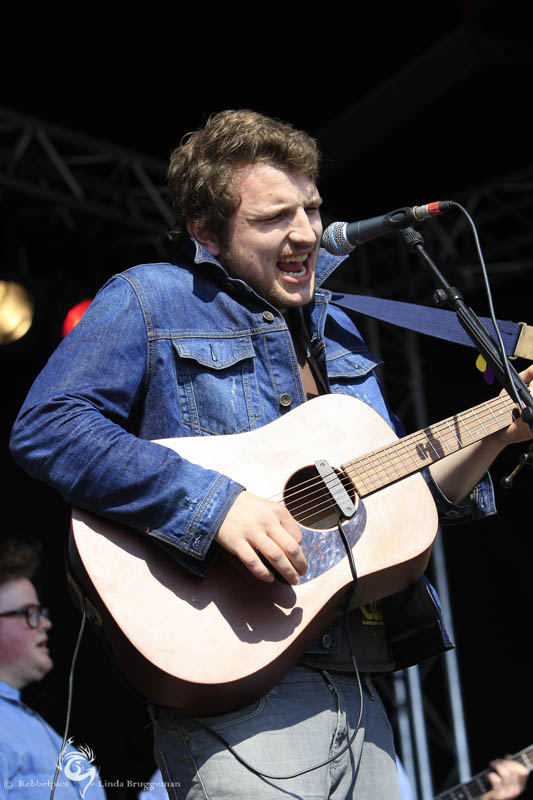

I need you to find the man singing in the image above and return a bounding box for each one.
[10,110,533,798]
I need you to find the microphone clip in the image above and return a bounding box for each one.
[500,442,533,489]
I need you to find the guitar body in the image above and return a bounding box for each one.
[68,393,438,715]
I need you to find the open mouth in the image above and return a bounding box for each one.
[277,254,310,279]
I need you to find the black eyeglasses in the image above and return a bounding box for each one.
[0,604,50,629]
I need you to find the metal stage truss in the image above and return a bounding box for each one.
[2,105,531,798]
[0,106,172,237]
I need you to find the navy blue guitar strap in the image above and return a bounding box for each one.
[331,293,533,361]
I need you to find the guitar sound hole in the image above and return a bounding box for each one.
[283,465,356,531]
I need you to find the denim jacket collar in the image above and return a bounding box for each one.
[191,237,348,296]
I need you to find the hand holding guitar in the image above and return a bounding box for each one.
[435,745,532,799]
[496,364,533,447]
[429,364,533,505]
[482,756,529,800]
[216,367,533,588]
[215,490,308,585]
[68,390,532,714]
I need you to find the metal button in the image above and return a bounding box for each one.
[263,310,275,322]
[321,634,333,649]
[279,393,292,407]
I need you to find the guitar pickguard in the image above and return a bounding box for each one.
[298,500,366,583]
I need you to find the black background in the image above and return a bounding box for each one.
[2,3,533,797]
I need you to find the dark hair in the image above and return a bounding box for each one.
[167,109,320,245]
[0,537,41,586]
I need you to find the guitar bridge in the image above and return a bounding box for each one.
[315,459,357,519]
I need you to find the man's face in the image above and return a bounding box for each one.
[206,163,323,310]
[0,578,53,689]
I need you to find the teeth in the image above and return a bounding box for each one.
[279,255,307,263]
[277,253,308,277]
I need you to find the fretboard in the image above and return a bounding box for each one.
[343,394,516,498]
[434,744,533,799]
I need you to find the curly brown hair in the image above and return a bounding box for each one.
[0,537,41,586]
[167,109,320,245]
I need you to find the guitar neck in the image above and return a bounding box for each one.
[343,394,516,498]
[434,745,533,799]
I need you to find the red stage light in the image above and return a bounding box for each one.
[62,299,93,338]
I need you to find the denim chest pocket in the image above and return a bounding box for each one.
[172,336,263,435]
[326,347,386,408]
[326,347,381,380]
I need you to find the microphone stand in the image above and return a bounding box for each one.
[399,226,533,486]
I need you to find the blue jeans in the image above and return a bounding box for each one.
[149,666,402,799]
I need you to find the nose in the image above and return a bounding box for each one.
[289,208,321,247]
[40,613,52,631]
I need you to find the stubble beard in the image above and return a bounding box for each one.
[219,246,315,311]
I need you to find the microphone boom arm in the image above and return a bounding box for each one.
[400,226,533,426]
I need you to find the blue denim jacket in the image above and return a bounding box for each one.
[10,240,495,579]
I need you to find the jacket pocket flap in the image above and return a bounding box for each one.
[173,337,255,370]
[326,349,382,378]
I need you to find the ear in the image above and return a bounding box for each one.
[186,221,221,257]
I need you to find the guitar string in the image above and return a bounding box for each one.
[265,395,515,526]
[282,446,462,527]
[282,395,513,510]
[288,395,512,504]
[272,396,514,524]
[355,396,515,493]
[358,395,514,481]
[347,399,510,494]
[299,395,513,503]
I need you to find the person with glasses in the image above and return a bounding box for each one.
[0,537,106,799]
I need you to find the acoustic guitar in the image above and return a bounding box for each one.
[68,391,516,715]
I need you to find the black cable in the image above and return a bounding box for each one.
[49,597,87,800]
[450,201,524,409]
[181,516,364,781]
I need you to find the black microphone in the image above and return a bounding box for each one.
[321,201,453,255]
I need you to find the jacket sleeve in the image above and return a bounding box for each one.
[9,275,243,575]
[423,467,496,525]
